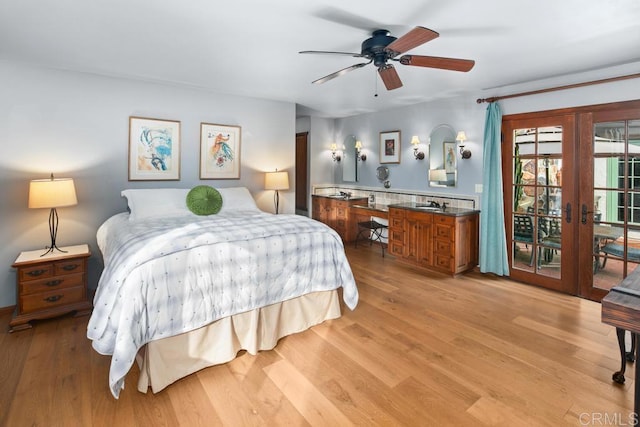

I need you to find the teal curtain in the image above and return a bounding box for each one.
[479,102,510,275]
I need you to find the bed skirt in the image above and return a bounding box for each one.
[135,289,341,393]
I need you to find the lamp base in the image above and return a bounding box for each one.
[41,208,68,257]
[274,190,280,215]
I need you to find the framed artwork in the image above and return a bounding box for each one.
[200,123,241,179]
[379,130,401,164]
[444,141,457,173]
[128,116,181,181]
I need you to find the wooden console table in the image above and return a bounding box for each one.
[602,268,640,416]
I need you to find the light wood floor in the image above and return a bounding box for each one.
[1,244,634,426]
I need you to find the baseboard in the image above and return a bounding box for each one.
[0,305,15,316]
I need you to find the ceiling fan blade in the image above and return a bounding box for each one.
[385,26,439,56]
[399,55,475,72]
[299,50,365,58]
[378,64,403,90]
[312,62,371,85]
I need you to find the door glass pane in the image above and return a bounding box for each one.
[513,126,562,277]
[593,119,640,291]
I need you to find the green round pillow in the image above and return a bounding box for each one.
[186,185,223,215]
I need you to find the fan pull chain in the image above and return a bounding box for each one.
[374,70,379,97]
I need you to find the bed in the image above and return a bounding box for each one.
[87,187,358,398]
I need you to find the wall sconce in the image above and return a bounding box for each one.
[330,143,341,162]
[355,140,366,161]
[411,135,424,160]
[457,131,471,159]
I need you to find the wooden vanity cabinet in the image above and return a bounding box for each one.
[389,207,479,276]
[389,208,433,267]
[312,195,367,242]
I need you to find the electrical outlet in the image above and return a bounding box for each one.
[475,184,483,193]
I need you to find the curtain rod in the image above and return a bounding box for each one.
[476,72,640,104]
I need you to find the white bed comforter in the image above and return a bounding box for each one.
[87,211,358,398]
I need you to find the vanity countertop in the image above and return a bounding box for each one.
[387,202,480,217]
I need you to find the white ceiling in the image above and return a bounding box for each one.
[1,0,639,118]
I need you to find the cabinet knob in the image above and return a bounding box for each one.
[62,264,79,271]
[44,295,63,303]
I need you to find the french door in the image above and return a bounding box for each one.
[579,110,640,300]
[503,115,577,294]
[503,101,640,301]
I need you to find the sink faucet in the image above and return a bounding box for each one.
[428,201,440,208]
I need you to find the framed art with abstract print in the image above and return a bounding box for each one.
[200,123,241,179]
[379,130,401,164]
[128,116,181,181]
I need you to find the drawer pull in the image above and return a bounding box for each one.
[27,269,47,277]
[46,280,62,287]
[62,264,79,271]
[44,295,63,303]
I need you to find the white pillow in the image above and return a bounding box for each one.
[121,186,259,220]
[217,187,260,213]
[121,188,191,221]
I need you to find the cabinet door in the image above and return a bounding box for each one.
[416,218,433,267]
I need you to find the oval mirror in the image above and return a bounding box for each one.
[343,135,357,182]
[428,124,457,187]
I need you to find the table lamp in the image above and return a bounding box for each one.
[29,173,78,256]
[264,170,289,214]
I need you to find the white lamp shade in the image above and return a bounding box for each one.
[264,171,289,191]
[411,136,420,145]
[429,169,448,182]
[355,140,363,150]
[456,131,467,142]
[29,178,77,209]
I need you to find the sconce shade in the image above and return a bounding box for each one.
[29,177,77,209]
[265,171,289,191]
[429,169,447,181]
[330,143,337,151]
[456,131,467,142]
[355,140,363,150]
[411,135,424,160]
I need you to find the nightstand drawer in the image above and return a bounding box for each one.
[20,286,85,314]
[20,272,84,295]
[19,264,53,282]
[54,259,85,275]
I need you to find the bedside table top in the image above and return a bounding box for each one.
[14,244,91,266]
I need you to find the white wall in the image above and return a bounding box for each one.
[0,60,295,308]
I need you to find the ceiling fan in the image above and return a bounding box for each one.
[299,26,475,90]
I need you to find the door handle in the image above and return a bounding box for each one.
[565,203,571,223]
[581,204,597,225]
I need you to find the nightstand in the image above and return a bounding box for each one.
[9,244,93,332]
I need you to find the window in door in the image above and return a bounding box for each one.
[592,119,640,290]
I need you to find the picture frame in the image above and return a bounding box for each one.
[443,141,457,173]
[128,116,181,181]
[200,123,241,179]
[379,130,401,164]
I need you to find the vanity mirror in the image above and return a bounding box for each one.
[343,135,357,182]
[428,124,457,187]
